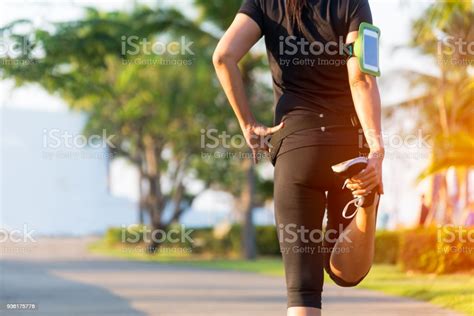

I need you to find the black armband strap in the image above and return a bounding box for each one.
[344,42,355,60]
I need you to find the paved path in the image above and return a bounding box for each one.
[0,238,463,316]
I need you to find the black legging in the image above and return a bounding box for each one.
[274,143,375,309]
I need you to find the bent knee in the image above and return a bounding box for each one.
[325,266,369,287]
[330,273,365,287]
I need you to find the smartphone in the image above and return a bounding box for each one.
[355,22,381,77]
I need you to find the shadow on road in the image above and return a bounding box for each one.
[1,259,147,316]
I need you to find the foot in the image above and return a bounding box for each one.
[332,157,378,219]
[331,156,368,178]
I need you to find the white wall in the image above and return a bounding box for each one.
[0,107,137,235]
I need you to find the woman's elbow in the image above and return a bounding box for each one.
[212,48,235,69]
[349,74,376,90]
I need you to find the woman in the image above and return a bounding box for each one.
[213,0,384,315]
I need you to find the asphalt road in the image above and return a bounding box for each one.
[0,238,462,316]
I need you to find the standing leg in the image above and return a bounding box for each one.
[274,146,329,316]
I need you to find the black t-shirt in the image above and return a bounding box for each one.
[238,0,373,151]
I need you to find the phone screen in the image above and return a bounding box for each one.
[363,30,379,72]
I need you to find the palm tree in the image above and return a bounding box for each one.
[385,1,474,225]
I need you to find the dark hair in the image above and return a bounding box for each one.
[286,0,312,40]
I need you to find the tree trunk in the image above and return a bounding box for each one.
[167,156,188,225]
[240,157,257,260]
[428,171,451,225]
[443,169,454,224]
[457,167,470,225]
[169,181,185,224]
[427,173,442,225]
[138,166,145,225]
[142,135,165,253]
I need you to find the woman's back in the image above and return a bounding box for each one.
[239,0,372,123]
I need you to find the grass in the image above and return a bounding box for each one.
[89,241,474,315]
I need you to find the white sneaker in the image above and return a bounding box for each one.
[332,157,378,219]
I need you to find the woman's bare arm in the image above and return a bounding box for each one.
[346,30,384,194]
[213,14,260,129]
[213,14,283,163]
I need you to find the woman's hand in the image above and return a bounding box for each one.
[345,149,384,196]
[242,121,284,163]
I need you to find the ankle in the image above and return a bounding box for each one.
[355,194,379,230]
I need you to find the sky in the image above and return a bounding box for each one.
[0,0,442,229]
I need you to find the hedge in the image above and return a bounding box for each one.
[399,226,474,274]
[374,230,400,264]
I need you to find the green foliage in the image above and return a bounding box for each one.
[104,224,148,246]
[104,226,124,246]
[194,0,243,30]
[411,1,473,57]
[255,226,280,255]
[187,227,232,255]
[0,5,218,169]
